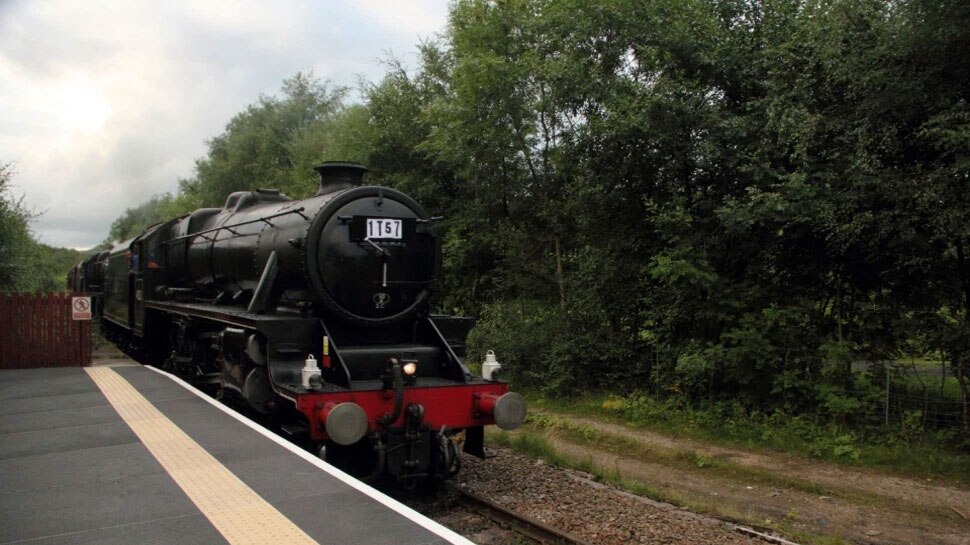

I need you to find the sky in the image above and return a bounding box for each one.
[0,0,450,250]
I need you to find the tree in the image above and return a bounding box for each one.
[0,162,82,293]
[362,0,970,415]
[106,72,358,246]
[181,72,348,205]
[0,162,36,291]
[105,193,179,244]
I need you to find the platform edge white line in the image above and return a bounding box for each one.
[143,365,476,545]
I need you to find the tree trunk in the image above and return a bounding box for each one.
[554,234,565,306]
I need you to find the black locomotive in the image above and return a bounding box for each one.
[66,249,107,314]
[74,162,525,485]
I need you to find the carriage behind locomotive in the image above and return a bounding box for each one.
[70,162,525,484]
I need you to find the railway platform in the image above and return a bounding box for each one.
[0,363,473,545]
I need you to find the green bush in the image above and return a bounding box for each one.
[899,411,924,446]
[468,297,644,394]
[467,299,569,391]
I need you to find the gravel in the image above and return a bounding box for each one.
[449,447,770,545]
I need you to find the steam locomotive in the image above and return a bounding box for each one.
[70,162,525,485]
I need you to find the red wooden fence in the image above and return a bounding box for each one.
[0,292,92,369]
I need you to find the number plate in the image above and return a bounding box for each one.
[349,216,415,243]
[366,218,402,240]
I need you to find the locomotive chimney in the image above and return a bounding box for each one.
[313,161,368,195]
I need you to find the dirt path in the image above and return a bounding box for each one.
[534,411,970,545]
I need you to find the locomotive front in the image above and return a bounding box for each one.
[304,168,439,326]
[136,162,526,484]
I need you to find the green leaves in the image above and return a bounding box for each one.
[0,162,84,293]
[0,162,36,291]
[185,72,348,205]
[106,193,178,244]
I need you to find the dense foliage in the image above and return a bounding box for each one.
[0,162,84,292]
[373,0,970,426]
[0,162,33,290]
[105,73,362,242]
[105,0,970,433]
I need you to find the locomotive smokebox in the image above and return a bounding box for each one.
[314,161,368,195]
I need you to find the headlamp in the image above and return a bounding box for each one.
[402,361,418,376]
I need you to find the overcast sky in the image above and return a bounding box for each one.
[0,0,450,250]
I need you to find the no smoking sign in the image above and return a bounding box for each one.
[72,296,92,320]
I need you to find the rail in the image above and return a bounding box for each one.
[453,487,594,545]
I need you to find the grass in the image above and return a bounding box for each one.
[892,356,964,402]
[520,412,961,520]
[522,391,970,486]
[486,428,722,515]
[485,427,855,545]
[524,412,832,496]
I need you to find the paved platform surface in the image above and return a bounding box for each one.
[0,364,472,545]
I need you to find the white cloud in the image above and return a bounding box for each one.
[353,0,449,37]
[0,0,450,249]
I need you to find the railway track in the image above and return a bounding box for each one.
[452,486,595,545]
[446,484,801,545]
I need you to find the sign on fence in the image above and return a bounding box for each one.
[72,296,92,320]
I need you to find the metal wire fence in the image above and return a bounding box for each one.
[852,361,968,432]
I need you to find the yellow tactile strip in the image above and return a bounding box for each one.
[85,367,319,545]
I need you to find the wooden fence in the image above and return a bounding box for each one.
[0,292,92,369]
